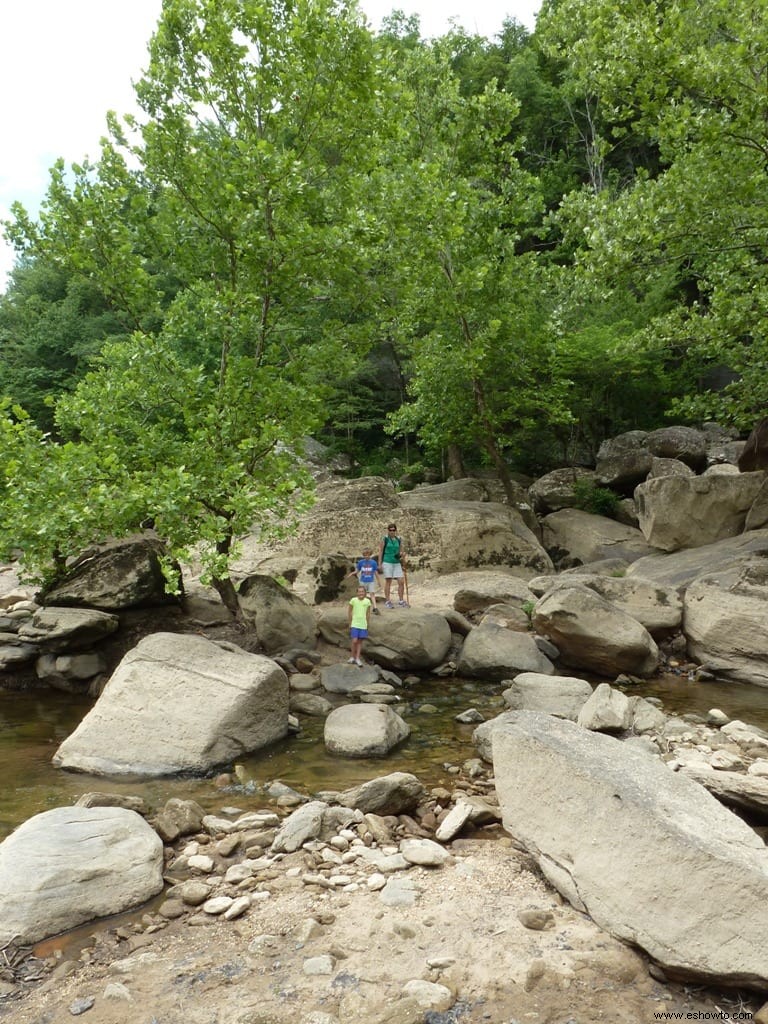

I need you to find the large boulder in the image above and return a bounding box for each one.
[41,535,181,610]
[645,425,708,471]
[683,559,768,686]
[234,478,552,577]
[595,431,652,490]
[625,528,768,592]
[502,672,593,721]
[317,607,452,671]
[528,572,682,639]
[237,574,317,653]
[541,510,656,568]
[493,712,768,989]
[634,473,766,551]
[0,806,163,944]
[528,467,597,514]
[532,584,659,678]
[457,623,555,681]
[738,418,768,472]
[53,632,289,775]
[324,704,410,758]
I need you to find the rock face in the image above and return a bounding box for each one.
[0,806,164,944]
[738,417,768,472]
[41,535,180,610]
[625,528,768,591]
[53,632,289,775]
[683,559,768,686]
[237,574,317,653]
[634,473,765,551]
[236,477,552,577]
[17,607,119,653]
[528,467,597,514]
[324,704,410,757]
[493,712,768,989]
[532,584,659,678]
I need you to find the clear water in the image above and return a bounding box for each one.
[4,671,768,841]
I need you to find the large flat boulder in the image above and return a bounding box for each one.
[502,672,593,721]
[625,528,768,592]
[493,712,768,989]
[528,572,682,638]
[53,632,289,776]
[0,806,163,944]
[234,480,552,577]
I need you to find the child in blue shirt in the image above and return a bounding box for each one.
[346,547,381,614]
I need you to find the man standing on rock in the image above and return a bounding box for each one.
[379,523,408,608]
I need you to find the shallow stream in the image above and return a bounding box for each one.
[4,670,768,842]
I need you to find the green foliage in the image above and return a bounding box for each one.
[571,478,619,519]
[521,599,535,621]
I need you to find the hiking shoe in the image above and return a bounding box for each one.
[384,601,394,609]
[348,657,356,663]
[355,658,364,667]
[398,600,409,607]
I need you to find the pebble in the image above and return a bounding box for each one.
[69,997,95,1016]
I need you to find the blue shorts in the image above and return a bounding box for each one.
[350,627,368,639]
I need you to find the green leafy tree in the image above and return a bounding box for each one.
[538,0,768,429]
[372,33,568,497]
[3,0,386,609]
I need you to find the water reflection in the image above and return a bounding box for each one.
[3,671,768,840]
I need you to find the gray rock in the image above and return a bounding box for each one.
[502,672,593,721]
[238,574,317,653]
[0,806,163,944]
[324,704,410,758]
[53,632,289,776]
[576,683,632,733]
[493,711,768,988]
[335,772,426,815]
[457,622,554,681]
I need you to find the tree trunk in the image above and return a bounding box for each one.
[446,444,466,479]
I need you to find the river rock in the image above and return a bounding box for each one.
[0,806,163,944]
[318,607,452,671]
[493,711,768,988]
[17,606,119,653]
[53,632,289,775]
[324,704,410,758]
[335,772,426,815]
[502,672,592,721]
[532,584,659,678]
[457,622,554,681]
[576,683,631,733]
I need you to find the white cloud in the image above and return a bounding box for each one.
[0,0,540,287]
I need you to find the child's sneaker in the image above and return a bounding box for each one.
[398,600,409,607]
[384,601,394,609]
[355,658,364,667]
[347,657,356,663]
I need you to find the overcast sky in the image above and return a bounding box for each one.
[0,0,541,287]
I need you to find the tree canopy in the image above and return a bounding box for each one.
[1,0,766,589]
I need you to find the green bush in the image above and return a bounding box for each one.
[572,478,620,518]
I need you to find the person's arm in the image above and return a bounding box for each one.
[366,601,372,627]
[378,539,385,566]
[348,600,354,626]
[399,537,406,565]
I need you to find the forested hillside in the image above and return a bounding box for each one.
[1,0,765,599]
